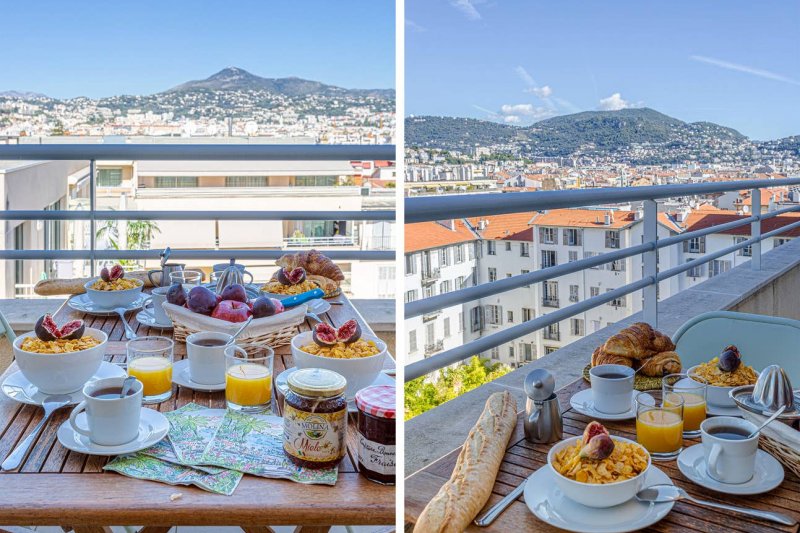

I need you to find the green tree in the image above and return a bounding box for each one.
[95,217,160,268]
[404,356,512,420]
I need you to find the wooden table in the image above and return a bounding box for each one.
[0,292,395,533]
[405,378,800,533]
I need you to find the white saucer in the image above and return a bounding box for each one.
[57,407,169,456]
[172,359,226,392]
[2,361,127,406]
[677,444,784,495]
[705,403,743,417]
[135,311,173,330]
[276,366,395,408]
[570,388,637,421]
[68,293,147,316]
[524,466,674,533]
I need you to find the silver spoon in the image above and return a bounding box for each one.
[636,484,797,526]
[224,316,253,346]
[1,394,72,472]
[115,307,137,340]
[746,405,787,438]
[119,376,137,398]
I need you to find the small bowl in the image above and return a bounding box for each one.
[548,435,651,508]
[290,331,387,399]
[13,328,108,394]
[687,364,758,408]
[84,278,143,309]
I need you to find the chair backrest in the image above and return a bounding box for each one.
[0,309,15,343]
[672,311,800,383]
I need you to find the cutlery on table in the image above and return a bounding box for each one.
[119,376,137,398]
[636,484,797,526]
[1,394,72,471]
[474,476,528,526]
[115,307,138,340]
[306,312,323,323]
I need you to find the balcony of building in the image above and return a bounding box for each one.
[420,267,441,285]
[424,340,444,357]
[404,179,800,475]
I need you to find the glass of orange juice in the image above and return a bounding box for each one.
[126,336,174,404]
[224,344,274,413]
[663,372,707,438]
[636,390,684,461]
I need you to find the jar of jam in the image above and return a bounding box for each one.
[354,385,396,485]
[283,368,347,469]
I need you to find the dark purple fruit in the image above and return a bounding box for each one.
[313,323,338,347]
[336,319,362,344]
[220,283,248,303]
[109,264,124,280]
[718,345,741,372]
[100,267,111,282]
[60,320,85,340]
[187,285,217,315]
[166,282,187,306]
[276,267,306,286]
[251,296,278,318]
[580,434,615,461]
[35,314,61,341]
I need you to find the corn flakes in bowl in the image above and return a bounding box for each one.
[261,279,320,296]
[84,278,143,309]
[13,327,108,394]
[548,434,651,508]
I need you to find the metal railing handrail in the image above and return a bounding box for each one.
[0,210,393,222]
[405,180,800,381]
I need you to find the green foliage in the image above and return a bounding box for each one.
[404,356,513,420]
[96,217,161,268]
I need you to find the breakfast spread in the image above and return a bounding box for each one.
[91,265,141,291]
[355,386,396,485]
[266,249,344,298]
[693,345,759,387]
[553,422,648,484]
[302,321,381,359]
[591,322,682,377]
[413,391,517,533]
[167,283,285,323]
[21,314,96,353]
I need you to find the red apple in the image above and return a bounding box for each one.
[211,300,250,322]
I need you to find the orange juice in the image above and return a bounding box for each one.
[128,356,173,397]
[636,409,683,454]
[667,392,705,432]
[226,363,272,406]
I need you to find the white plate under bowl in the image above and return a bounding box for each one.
[524,466,674,533]
[677,444,784,495]
[276,366,395,410]
[172,359,226,392]
[2,361,127,406]
[68,293,147,316]
[135,311,173,330]
[57,407,169,456]
[570,389,637,421]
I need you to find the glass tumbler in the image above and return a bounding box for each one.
[635,390,684,461]
[224,344,274,413]
[126,336,174,403]
[663,372,707,438]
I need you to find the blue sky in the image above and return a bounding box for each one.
[406,0,800,140]
[1,0,395,98]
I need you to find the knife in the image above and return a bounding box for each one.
[280,288,325,308]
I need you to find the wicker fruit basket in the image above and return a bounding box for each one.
[740,409,800,478]
[162,302,307,349]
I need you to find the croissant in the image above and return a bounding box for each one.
[602,322,658,360]
[637,351,682,377]
[591,347,633,368]
[276,249,344,282]
[651,330,675,353]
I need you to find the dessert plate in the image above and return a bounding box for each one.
[2,361,127,406]
[172,359,226,392]
[570,388,637,421]
[68,294,147,316]
[135,310,173,330]
[524,466,674,533]
[57,408,169,456]
[677,444,784,495]
[275,366,395,409]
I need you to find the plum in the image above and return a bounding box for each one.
[252,296,278,318]
[270,298,284,313]
[187,286,217,315]
[220,283,248,303]
[313,323,338,347]
[718,345,741,372]
[166,282,187,306]
[100,267,111,282]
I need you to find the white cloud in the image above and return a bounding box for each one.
[504,115,521,123]
[530,85,553,98]
[690,55,800,86]
[500,103,555,121]
[598,93,635,111]
[405,19,426,32]
[450,0,481,20]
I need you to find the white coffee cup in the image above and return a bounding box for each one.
[142,286,172,325]
[69,376,143,446]
[701,416,759,484]
[186,331,231,385]
[589,364,635,414]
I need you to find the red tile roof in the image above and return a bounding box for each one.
[684,211,800,237]
[469,213,536,241]
[404,220,478,253]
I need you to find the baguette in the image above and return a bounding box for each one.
[414,391,518,533]
[34,271,156,296]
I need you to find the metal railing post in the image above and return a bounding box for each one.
[751,188,761,270]
[642,199,658,327]
[89,159,96,277]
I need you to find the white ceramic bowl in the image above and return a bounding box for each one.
[548,435,651,508]
[13,327,108,394]
[291,330,387,399]
[687,364,758,408]
[83,278,143,309]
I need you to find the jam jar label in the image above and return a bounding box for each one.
[358,435,396,475]
[283,405,346,463]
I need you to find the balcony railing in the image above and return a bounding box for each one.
[0,144,395,271]
[421,267,441,284]
[405,178,800,381]
[542,297,560,308]
[424,340,444,356]
[422,309,441,322]
[283,236,357,248]
[543,329,560,341]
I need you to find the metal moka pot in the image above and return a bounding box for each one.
[523,369,563,444]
